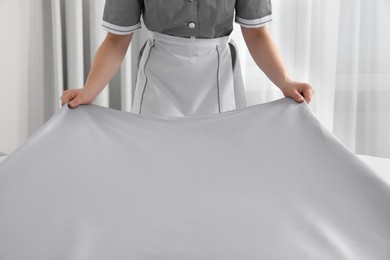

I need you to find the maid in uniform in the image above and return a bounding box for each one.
[61,0,314,116]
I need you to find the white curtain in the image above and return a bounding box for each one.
[231,0,390,158]
[28,0,135,134]
[333,0,390,158]
[2,0,388,158]
[232,0,341,130]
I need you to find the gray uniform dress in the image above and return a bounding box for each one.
[102,0,272,116]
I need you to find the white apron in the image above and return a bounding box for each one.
[132,31,246,117]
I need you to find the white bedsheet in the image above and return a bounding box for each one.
[0,98,389,259]
[0,156,6,164]
[357,155,390,186]
[1,155,389,179]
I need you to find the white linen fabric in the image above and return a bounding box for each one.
[357,155,390,187]
[0,98,390,259]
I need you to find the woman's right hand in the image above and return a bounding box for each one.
[61,88,96,109]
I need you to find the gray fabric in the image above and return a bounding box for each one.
[0,97,390,259]
[102,0,273,38]
[235,0,272,21]
[102,0,143,34]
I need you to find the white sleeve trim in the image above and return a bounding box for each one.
[102,21,141,35]
[235,14,273,28]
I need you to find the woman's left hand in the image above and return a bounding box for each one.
[279,79,315,104]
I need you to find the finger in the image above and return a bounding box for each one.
[61,90,78,106]
[68,97,83,109]
[292,90,305,103]
[302,85,314,104]
[61,94,72,106]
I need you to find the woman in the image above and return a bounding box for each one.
[61,0,314,116]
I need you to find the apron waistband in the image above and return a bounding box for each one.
[149,31,231,47]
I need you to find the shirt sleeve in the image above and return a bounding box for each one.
[235,0,272,28]
[102,0,143,35]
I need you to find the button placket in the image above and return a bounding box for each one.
[187,0,198,37]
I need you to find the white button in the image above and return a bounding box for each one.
[188,22,196,29]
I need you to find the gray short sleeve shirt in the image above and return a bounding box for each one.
[102,0,272,39]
